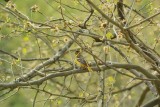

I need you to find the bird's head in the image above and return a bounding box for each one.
[75,49,81,56]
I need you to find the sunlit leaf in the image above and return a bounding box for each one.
[106,32,114,40]
[0,61,2,65]
[57,100,62,105]
[79,92,84,97]
[23,36,29,42]
[107,76,115,84]
[22,48,27,54]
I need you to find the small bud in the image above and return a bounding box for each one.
[103,46,110,54]
[100,22,107,28]
[31,5,39,12]
[63,37,69,43]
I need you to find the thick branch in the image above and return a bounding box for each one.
[125,11,160,29]
[141,97,160,107]
[16,30,80,82]
[0,63,158,91]
[86,0,123,30]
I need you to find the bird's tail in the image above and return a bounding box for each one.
[86,63,93,72]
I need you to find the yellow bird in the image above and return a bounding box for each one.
[74,50,92,72]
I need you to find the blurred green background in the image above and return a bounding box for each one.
[0,0,160,107]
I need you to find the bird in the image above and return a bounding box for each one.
[74,49,92,72]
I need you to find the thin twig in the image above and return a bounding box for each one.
[125,11,160,29]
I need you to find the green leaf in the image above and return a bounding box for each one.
[106,32,114,40]
[107,76,115,84]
